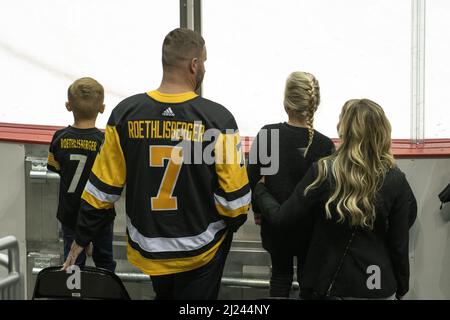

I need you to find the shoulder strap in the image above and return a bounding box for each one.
[326,228,357,297]
[325,159,335,188]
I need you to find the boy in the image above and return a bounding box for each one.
[47,77,116,272]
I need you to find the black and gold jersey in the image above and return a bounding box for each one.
[47,126,109,230]
[76,91,250,276]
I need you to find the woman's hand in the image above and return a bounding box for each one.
[254,213,262,225]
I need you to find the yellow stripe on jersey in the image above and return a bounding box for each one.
[91,125,126,188]
[81,190,114,210]
[215,132,249,193]
[127,233,227,276]
[215,203,250,218]
[47,152,60,171]
[147,90,198,104]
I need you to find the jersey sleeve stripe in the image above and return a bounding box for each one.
[91,125,126,188]
[215,203,250,218]
[89,172,123,196]
[214,191,251,211]
[81,190,114,210]
[47,152,60,171]
[214,184,251,202]
[85,180,121,203]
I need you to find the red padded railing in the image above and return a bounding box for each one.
[1,123,450,158]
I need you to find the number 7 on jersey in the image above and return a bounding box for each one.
[150,146,183,211]
[68,154,87,193]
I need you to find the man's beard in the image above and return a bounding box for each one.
[194,70,204,93]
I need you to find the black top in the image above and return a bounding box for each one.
[253,163,417,299]
[47,126,112,229]
[247,122,335,256]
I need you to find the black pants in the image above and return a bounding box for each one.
[269,251,297,298]
[150,233,233,300]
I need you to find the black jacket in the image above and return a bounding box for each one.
[253,164,417,299]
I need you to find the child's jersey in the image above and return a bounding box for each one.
[47,126,106,229]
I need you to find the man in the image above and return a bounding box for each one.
[63,28,250,300]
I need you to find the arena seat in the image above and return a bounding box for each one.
[32,266,130,300]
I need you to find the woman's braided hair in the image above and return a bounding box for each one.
[283,72,320,157]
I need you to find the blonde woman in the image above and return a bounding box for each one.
[253,99,417,299]
[247,72,334,298]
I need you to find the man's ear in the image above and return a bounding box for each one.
[65,102,72,112]
[190,58,198,74]
[99,104,105,114]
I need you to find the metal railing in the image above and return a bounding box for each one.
[27,157,60,182]
[0,236,21,300]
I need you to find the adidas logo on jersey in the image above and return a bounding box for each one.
[162,107,175,117]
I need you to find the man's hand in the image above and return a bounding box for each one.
[61,241,85,270]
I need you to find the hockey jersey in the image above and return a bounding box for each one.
[47,126,110,230]
[76,90,250,275]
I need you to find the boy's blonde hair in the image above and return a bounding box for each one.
[284,72,320,156]
[68,77,104,120]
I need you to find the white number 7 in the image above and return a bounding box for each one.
[68,154,87,193]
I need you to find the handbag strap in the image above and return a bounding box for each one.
[326,228,357,297]
[324,159,357,297]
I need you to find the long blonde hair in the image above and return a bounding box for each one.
[284,72,320,156]
[305,99,395,229]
